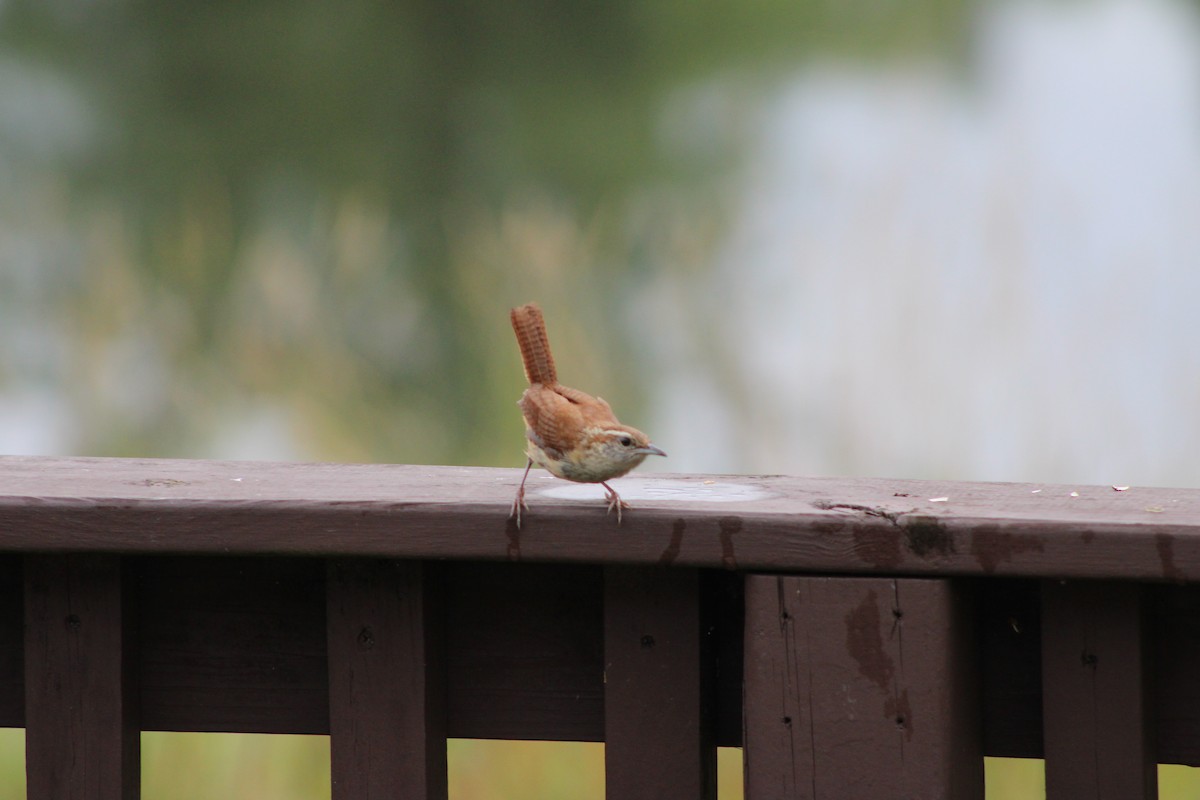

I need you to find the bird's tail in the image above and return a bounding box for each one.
[510,303,558,386]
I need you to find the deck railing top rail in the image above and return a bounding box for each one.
[1,455,1196,581]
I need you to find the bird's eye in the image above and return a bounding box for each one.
[619,436,633,447]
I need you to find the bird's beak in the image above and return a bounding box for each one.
[637,444,667,457]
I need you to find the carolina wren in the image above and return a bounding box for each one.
[510,302,666,527]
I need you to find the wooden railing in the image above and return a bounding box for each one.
[1,455,1197,798]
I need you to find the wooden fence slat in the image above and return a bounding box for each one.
[327,560,447,800]
[24,554,139,800]
[1042,580,1155,799]
[743,575,981,800]
[604,566,716,800]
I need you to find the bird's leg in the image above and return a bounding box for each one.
[511,459,533,528]
[601,481,631,525]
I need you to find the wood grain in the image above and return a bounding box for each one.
[3,556,1200,764]
[1042,581,1155,799]
[604,566,716,799]
[0,456,1197,580]
[24,555,139,800]
[136,557,329,733]
[327,560,446,799]
[742,575,982,800]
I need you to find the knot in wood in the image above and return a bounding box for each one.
[357,626,376,650]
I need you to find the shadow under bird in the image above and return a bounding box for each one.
[509,303,666,527]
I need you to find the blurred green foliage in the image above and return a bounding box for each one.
[0,0,967,465]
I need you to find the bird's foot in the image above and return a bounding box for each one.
[510,486,529,529]
[601,483,631,525]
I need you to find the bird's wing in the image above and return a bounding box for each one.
[519,386,585,456]
[553,385,618,423]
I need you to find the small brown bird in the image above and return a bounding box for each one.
[510,303,666,526]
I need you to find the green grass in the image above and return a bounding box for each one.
[2,729,1198,798]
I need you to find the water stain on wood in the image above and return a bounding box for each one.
[718,517,741,570]
[970,528,1043,573]
[658,519,685,566]
[845,589,894,693]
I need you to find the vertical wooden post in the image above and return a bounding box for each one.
[604,566,716,800]
[24,554,140,800]
[327,560,447,800]
[1042,580,1155,799]
[743,575,981,800]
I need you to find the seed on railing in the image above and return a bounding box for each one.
[640,634,655,649]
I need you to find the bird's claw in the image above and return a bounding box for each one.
[510,487,529,529]
[602,485,631,525]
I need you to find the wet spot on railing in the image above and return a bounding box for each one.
[658,519,685,565]
[970,527,1043,573]
[845,589,893,692]
[718,516,741,570]
[1157,533,1185,583]
[904,516,954,558]
[505,517,520,562]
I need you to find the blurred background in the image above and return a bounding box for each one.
[2,0,1199,796]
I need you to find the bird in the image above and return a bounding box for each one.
[509,302,666,527]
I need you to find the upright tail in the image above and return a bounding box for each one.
[511,303,558,386]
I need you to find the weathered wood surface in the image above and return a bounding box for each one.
[1042,581,1155,799]
[24,555,139,800]
[604,566,716,800]
[743,575,981,799]
[1,456,1198,581]
[2,557,1200,765]
[327,560,447,800]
